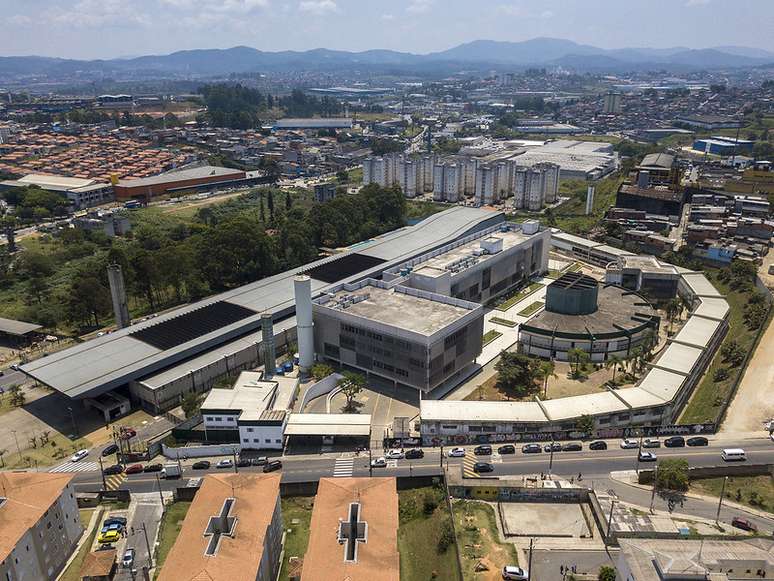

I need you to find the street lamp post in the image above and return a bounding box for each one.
[548,439,555,478]
[11,430,21,461]
[715,476,728,524]
[67,406,79,438]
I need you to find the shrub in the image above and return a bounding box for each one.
[713,368,729,382]
[436,518,455,553]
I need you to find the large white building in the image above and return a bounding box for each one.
[512,163,560,211]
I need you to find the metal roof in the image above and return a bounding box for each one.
[21,207,502,399]
[115,165,243,188]
[285,414,371,436]
[0,316,42,336]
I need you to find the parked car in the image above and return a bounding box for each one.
[638,451,657,462]
[687,436,709,447]
[385,449,405,460]
[122,548,135,568]
[370,457,387,468]
[474,445,492,456]
[502,565,529,580]
[589,440,608,451]
[125,464,144,475]
[522,444,542,454]
[192,460,211,470]
[236,458,251,468]
[473,462,494,473]
[562,442,583,452]
[263,460,282,472]
[103,516,127,527]
[120,428,137,440]
[498,444,516,455]
[620,439,640,449]
[642,438,661,448]
[216,459,233,469]
[98,530,120,545]
[103,464,124,475]
[101,444,119,457]
[405,448,424,459]
[447,447,466,458]
[251,457,268,466]
[143,463,163,473]
[100,523,122,534]
[544,442,562,453]
[70,449,89,462]
[664,436,686,448]
[731,517,758,532]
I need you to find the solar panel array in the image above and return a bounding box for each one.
[130,302,256,350]
[304,253,386,283]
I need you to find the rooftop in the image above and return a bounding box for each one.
[315,281,480,337]
[285,413,371,437]
[301,478,400,581]
[200,371,277,417]
[418,228,531,275]
[0,316,42,336]
[157,473,281,581]
[638,153,675,170]
[115,165,244,188]
[0,472,74,563]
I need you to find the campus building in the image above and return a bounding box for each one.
[158,473,283,581]
[0,473,83,581]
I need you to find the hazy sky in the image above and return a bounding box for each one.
[2,0,773,59]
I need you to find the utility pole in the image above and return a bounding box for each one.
[605,500,617,543]
[368,446,373,477]
[439,445,444,467]
[98,456,107,490]
[155,473,164,508]
[233,450,238,474]
[67,406,79,438]
[527,538,534,580]
[715,476,728,524]
[11,430,21,461]
[649,465,658,514]
[141,522,153,569]
[548,439,555,478]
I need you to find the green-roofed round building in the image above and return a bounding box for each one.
[518,272,660,362]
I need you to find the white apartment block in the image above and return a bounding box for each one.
[512,163,560,211]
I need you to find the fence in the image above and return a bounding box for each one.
[162,443,241,459]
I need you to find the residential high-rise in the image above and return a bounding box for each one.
[603,91,622,114]
[512,163,560,211]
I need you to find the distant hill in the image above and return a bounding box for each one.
[1,38,772,78]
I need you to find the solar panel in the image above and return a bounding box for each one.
[130,302,256,350]
[304,253,385,284]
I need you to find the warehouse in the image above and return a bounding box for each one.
[693,136,754,156]
[272,118,353,130]
[112,165,248,201]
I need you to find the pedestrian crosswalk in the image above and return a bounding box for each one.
[462,456,480,479]
[105,474,127,491]
[333,457,354,477]
[50,461,100,473]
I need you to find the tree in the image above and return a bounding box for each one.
[665,298,682,333]
[537,360,556,398]
[575,415,595,435]
[285,192,292,212]
[494,351,541,398]
[267,190,275,222]
[337,372,366,412]
[336,169,349,183]
[311,363,334,381]
[8,385,25,407]
[656,458,689,492]
[0,448,6,467]
[598,565,616,581]
[605,354,623,384]
[567,348,590,377]
[181,392,202,419]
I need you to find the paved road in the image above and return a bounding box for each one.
[0,369,26,389]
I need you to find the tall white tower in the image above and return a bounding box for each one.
[294,275,314,375]
[585,184,596,215]
[107,264,131,329]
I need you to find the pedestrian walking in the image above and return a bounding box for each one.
[560,565,564,575]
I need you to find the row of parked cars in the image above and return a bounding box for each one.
[191,458,283,472]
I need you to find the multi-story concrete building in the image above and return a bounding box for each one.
[512,163,560,211]
[603,91,622,114]
[313,279,484,393]
[0,472,83,581]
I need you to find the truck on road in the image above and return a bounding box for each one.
[161,463,182,478]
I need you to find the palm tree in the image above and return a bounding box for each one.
[605,355,623,384]
[665,298,682,333]
[539,360,557,398]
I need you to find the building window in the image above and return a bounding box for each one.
[253,438,260,443]
[215,417,222,422]
[246,427,254,432]
[441,424,458,430]
[243,438,249,443]
[265,439,271,443]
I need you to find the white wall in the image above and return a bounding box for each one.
[239,423,285,450]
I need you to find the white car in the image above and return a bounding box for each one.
[385,449,405,460]
[370,457,387,468]
[216,459,233,469]
[620,438,640,449]
[638,451,658,462]
[70,449,89,462]
[448,447,466,458]
[642,438,661,448]
[122,548,135,568]
[502,565,529,580]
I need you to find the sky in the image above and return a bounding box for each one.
[1,0,773,60]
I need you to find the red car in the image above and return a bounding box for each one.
[120,429,137,440]
[125,464,144,475]
[731,517,758,532]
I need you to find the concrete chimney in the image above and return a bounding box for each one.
[261,312,275,378]
[294,275,314,375]
[585,184,595,216]
[107,264,131,329]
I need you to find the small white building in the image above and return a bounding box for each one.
[199,371,294,450]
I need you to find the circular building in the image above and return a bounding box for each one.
[519,273,659,362]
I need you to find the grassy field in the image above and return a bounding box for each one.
[398,485,460,581]
[59,508,102,581]
[490,317,517,328]
[550,176,624,234]
[278,496,314,580]
[153,501,191,578]
[406,200,448,222]
[482,330,503,347]
[494,282,544,312]
[4,434,93,470]
[454,500,519,580]
[679,275,771,424]
[518,301,544,317]
[692,475,774,514]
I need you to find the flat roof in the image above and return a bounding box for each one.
[316,283,477,336]
[0,473,74,564]
[693,297,730,321]
[626,367,687,403]
[200,371,276,415]
[418,228,531,273]
[670,316,722,349]
[116,165,243,188]
[420,400,548,423]
[651,342,704,376]
[541,391,629,421]
[17,173,99,189]
[681,272,724,298]
[0,316,42,336]
[302,478,399,581]
[157,474,280,581]
[285,414,372,436]
[274,118,353,129]
[22,207,502,399]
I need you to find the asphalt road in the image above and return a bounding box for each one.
[0,369,26,389]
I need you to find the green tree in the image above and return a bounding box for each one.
[337,371,366,412]
[311,363,334,381]
[605,354,623,384]
[665,298,682,333]
[67,274,111,327]
[598,565,617,581]
[575,414,595,435]
[8,385,25,407]
[494,351,541,398]
[567,348,590,377]
[656,458,689,492]
[181,392,202,419]
[537,360,556,398]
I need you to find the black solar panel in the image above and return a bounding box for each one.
[130,302,256,350]
[304,253,386,284]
